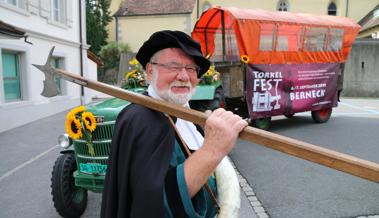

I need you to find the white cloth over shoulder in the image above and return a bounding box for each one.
[215,156,240,218]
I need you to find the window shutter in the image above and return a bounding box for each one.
[39,0,51,19]
[66,0,73,27]
[27,0,39,15]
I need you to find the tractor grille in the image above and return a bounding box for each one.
[73,121,115,165]
[91,121,115,140]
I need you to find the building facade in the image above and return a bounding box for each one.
[0,0,100,133]
[108,0,379,52]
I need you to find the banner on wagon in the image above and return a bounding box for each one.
[245,63,340,118]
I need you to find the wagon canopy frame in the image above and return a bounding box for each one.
[192,6,361,64]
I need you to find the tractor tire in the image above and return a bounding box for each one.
[251,117,271,130]
[311,108,332,123]
[190,87,225,112]
[51,153,87,218]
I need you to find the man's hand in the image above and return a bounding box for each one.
[203,108,248,158]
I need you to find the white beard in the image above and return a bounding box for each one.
[151,69,196,105]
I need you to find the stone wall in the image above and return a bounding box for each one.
[343,39,379,97]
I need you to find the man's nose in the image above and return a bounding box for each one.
[176,68,190,81]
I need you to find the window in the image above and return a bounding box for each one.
[2,52,21,101]
[52,0,66,23]
[277,0,289,11]
[259,24,276,51]
[50,57,63,94]
[327,28,344,51]
[328,2,337,16]
[4,0,26,9]
[276,25,304,51]
[212,28,240,62]
[304,27,328,51]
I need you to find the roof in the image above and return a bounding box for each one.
[198,7,360,28]
[192,7,361,64]
[87,50,104,67]
[114,0,195,17]
[360,17,379,32]
[358,4,379,33]
[0,20,25,39]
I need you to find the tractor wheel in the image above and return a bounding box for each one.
[190,88,225,112]
[51,153,87,218]
[251,117,271,130]
[284,113,295,118]
[311,108,332,123]
[207,88,225,111]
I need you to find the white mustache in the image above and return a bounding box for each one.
[169,81,192,89]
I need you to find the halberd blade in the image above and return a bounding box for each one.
[32,47,59,97]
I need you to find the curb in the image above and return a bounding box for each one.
[230,158,270,218]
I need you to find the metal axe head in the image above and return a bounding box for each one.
[32,46,60,97]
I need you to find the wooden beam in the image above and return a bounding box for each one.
[54,68,379,183]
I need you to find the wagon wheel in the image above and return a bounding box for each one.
[251,117,271,130]
[51,153,88,218]
[190,87,225,112]
[284,113,295,118]
[311,108,332,123]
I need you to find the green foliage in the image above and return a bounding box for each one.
[86,0,112,55]
[98,42,131,69]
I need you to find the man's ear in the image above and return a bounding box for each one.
[146,63,153,81]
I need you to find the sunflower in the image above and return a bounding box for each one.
[70,105,86,118]
[125,69,137,80]
[65,114,83,139]
[204,65,215,76]
[240,55,250,64]
[82,111,97,132]
[129,57,139,66]
[205,70,213,77]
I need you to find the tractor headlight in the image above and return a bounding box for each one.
[58,134,71,148]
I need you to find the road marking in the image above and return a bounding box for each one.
[332,112,379,115]
[364,106,378,110]
[0,145,58,183]
[339,102,379,114]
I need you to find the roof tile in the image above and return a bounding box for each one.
[114,0,195,16]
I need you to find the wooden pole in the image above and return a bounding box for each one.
[54,68,379,183]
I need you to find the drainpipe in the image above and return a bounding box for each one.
[115,16,119,42]
[196,0,200,19]
[345,0,349,17]
[79,0,84,104]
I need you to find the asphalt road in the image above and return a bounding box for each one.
[0,97,378,218]
[230,98,379,218]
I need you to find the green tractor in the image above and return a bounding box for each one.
[50,65,223,217]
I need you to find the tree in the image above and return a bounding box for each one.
[86,0,112,55]
[98,42,131,69]
[97,41,131,84]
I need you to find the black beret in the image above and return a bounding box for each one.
[136,30,210,77]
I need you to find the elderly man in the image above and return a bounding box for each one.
[101,30,247,218]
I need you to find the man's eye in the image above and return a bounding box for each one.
[169,66,181,71]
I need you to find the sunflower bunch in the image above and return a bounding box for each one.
[123,57,147,89]
[200,65,220,84]
[65,106,97,156]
